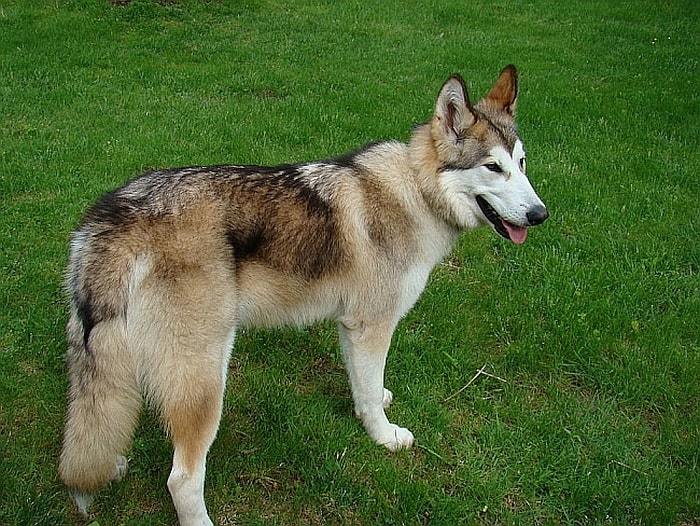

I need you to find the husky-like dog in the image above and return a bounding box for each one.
[60,66,547,525]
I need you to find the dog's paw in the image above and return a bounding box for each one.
[378,424,414,452]
[382,388,394,409]
[111,455,128,482]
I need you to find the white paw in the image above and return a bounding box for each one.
[111,455,128,482]
[382,388,394,408]
[377,424,414,452]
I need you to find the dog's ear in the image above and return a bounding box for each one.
[435,75,477,143]
[485,65,518,117]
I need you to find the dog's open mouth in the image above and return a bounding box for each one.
[476,196,528,245]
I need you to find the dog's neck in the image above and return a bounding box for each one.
[407,123,463,232]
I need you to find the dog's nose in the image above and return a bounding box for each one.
[526,205,549,226]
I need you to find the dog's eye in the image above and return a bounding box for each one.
[484,163,503,173]
[519,158,526,172]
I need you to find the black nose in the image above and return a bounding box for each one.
[526,205,549,226]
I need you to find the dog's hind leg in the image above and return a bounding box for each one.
[135,272,237,526]
[142,327,234,526]
[162,370,227,526]
[59,314,141,516]
[338,318,414,451]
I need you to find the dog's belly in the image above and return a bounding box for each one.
[234,264,342,328]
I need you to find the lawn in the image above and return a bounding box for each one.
[1,0,698,524]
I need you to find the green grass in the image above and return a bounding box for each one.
[1,0,698,524]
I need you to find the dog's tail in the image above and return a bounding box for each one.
[58,236,142,515]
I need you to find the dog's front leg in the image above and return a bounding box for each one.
[337,319,414,451]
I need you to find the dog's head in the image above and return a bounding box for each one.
[428,65,548,244]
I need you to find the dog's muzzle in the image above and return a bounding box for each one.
[476,196,548,245]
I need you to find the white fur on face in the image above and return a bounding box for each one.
[482,141,544,226]
[439,139,545,230]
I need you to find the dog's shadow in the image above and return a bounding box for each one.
[217,323,355,446]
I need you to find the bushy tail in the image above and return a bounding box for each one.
[59,307,141,515]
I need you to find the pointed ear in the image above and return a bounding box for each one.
[485,64,518,116]
[435,75,477,143]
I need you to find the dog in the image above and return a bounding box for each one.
[59,65,548,525]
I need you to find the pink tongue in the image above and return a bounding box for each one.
[503,221,528,244]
